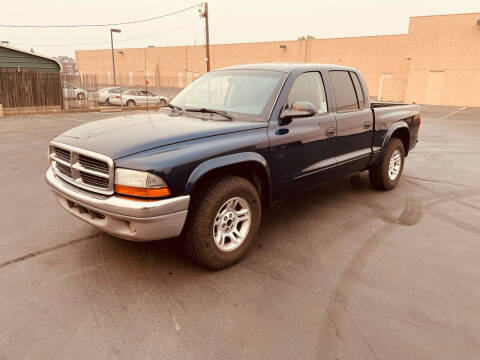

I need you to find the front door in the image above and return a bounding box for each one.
[268,71,337,200]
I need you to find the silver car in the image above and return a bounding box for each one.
[98,87,122,105]
[62,82,87,100]
[109,90,169,107]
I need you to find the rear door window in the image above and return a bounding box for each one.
[329,70,359,112]
[350,72,365,109]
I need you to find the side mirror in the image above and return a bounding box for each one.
[280,101,316,119]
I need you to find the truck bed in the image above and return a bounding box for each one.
[371,102,420,123]
[371,102,413,108]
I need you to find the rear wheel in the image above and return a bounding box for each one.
[126,99,135,108]
[369,138,405,190]
[77,92,86,100]
[182,176,261,270]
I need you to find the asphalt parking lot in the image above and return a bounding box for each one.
[1,105,480,359]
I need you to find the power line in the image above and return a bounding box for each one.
[0,3,203,28]
[11,20,201,47]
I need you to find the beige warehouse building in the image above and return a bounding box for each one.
[76,13,480,106]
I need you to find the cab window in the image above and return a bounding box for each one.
[350,72,365,109]
[329,70,359,112]
[286,72,328,113]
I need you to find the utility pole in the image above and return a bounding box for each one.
[200,2,210,72]
[144,47,149,112]
[110,28,121,86]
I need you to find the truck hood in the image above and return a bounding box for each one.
[53,112,267,159]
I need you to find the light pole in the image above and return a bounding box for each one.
[110,28,121,86]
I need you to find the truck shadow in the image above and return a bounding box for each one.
[98,171,423,272]
[71,171,424,357]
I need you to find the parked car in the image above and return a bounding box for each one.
[62,81,87,100]
[98,87,122,105]
[46,63,420,269]
[109,90,168,107]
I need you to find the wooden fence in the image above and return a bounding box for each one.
[0,68,63,108]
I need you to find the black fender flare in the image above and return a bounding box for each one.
[372,121,410,166]
[383,121,410,152]
[185,152,271,199]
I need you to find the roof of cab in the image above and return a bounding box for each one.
[217,63,357,73]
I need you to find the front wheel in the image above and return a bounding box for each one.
[182,176,261,270]
[159,99,167,107]
[77,92,86,100]
[369,138,405,190]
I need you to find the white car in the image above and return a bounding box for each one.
[63,82,87,100]
[109,90,169,107]
[98,87,122,105]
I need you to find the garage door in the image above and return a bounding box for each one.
[425,71,445,105]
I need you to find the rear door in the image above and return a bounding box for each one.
[329,70,374,175]
[268,71,337,199]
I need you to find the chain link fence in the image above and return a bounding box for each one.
[0,67,186,111]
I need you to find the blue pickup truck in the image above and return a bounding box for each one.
[46,63,420,269]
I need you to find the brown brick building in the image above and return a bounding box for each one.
[76,13,480,106]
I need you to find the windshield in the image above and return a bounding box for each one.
[170,70,286,120]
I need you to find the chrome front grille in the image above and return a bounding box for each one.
[54,147,70,163]
[49,142,114,195]
[80,171,109,188]
[79,154,109,174]
[56,162,72,177]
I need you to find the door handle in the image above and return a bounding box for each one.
[363,121,372,129]
[326,127,336,137]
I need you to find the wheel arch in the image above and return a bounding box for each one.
[383,121,410,156]
[185,152,272,208]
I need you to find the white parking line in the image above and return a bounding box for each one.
[438,106,466,120]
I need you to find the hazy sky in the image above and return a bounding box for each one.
[2,0,479,58]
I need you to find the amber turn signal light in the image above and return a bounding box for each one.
[114,184,171,198]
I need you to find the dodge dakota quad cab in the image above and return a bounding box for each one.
[46,63,420,269]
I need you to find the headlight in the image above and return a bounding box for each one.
[114,168,171,198]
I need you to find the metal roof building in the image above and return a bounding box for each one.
[0,44,61,72]
[0,45,63,109]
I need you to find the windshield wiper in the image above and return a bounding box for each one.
[167,103,183,113]
[185,107,234,120]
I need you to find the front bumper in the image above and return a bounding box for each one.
[45,167,189,241]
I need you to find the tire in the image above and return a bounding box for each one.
[126,99,135,108]
[182,176,261,270]
[159,99,167,107]
[105,97,110,105]
[77,92,86,100]
[369,138,405,190]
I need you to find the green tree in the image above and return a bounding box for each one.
[298,35,316,40]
